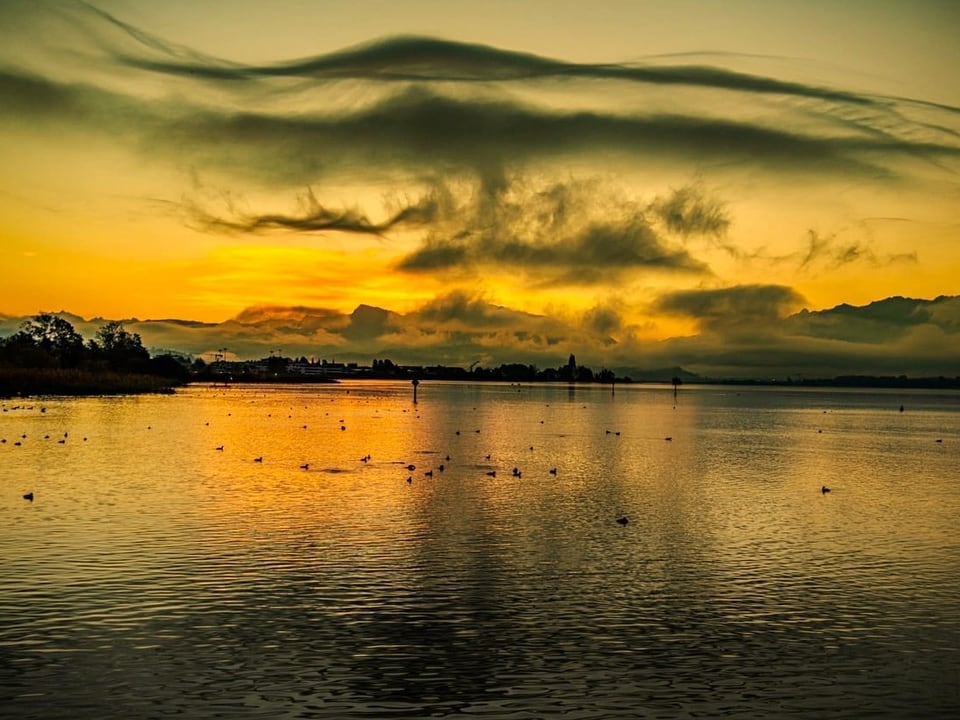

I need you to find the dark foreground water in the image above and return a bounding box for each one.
[2,382,958,719]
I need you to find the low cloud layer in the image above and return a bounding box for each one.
[4,292,957,379]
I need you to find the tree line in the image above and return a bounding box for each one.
[0,313,189,381]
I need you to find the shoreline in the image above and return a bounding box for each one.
[0,367,184,398]
[5,370,959,399]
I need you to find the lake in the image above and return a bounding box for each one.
[2,381,958,719]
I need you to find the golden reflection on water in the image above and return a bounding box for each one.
[2,383,959,719]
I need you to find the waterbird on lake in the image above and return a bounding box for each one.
[438,464,444,472]
[215,445,224,451]
[664,437,672,441]
[424,470,433,477]
[23,492,34,502]
[406,464,416,471]
[616,516,629,525]
[935,438,943,443]
[406,476,412,484]
[254,456,263,463]
[821,485,831,494]
[486,471,496,477]
[300,463,309,470]
[549,468,557,475]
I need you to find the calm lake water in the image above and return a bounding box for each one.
[1,381,958,719]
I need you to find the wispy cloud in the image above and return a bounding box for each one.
[3,5,959,190]
[186,187,438,236]
[185,175,718,285]
[797,229,920,271]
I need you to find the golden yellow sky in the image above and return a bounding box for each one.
[1,1,958,374]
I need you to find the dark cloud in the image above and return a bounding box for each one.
[186,187,438,236]
[3,53,960,193]
[341,304,398,342]
[417,291,532,328]
[652,184,730,237]
[583,303,623,336]
[182,173,714,284]
[395,175,709,282]
[654,284,805,327]
[232,305,343,327]
[83,9,893,111]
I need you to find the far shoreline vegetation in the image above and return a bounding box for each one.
[0,314,189,398]
[2,313,959,398]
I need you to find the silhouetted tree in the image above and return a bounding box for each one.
[148,353,190,380]
[90,321,150,372]
[13,313,85,367]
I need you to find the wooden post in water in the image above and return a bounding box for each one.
[412,377,420,404]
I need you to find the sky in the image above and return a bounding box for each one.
[1,1,959,376]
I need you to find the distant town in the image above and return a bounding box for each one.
[197,353,628,384]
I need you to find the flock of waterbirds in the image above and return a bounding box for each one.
[4,396,943,516]
[4,397,639,520]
